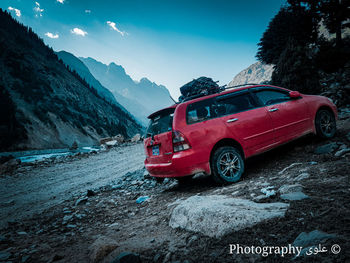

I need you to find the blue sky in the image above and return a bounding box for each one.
[1,0,285,98]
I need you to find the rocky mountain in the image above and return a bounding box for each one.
[80,57,173,124]
[0,9,142,151]
[227,61,274,87]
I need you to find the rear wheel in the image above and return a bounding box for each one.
[315,109,336,139]
[211,146,244,184]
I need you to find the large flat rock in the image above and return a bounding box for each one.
[169,195,289,238]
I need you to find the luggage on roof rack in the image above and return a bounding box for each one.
[178,77,224,102]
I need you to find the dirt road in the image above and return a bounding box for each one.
[0,143,145,227]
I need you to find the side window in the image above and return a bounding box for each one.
[254,90,290,106]
[216,93,257,116]
[187,98,216,124]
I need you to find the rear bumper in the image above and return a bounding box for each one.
[144,149,210,178]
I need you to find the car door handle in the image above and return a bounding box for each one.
[269,108,278,112]
[227,118,238,123]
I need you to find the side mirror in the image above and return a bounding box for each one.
[289,91,301,99]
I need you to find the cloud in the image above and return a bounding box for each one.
[8,7,21,17]
[106,21,128,36]
[45,32,59,39]
[70,28,88,36]
[34,2,44,17]
[85,10,91,14]
[57,0,65,3]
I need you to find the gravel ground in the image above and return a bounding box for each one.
[0,118,349,263]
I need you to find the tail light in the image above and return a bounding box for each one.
[172,130,191,152]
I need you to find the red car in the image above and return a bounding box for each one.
[144,85,337,184]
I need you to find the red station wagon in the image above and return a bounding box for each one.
[144,85,337,184]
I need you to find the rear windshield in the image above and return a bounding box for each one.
[146,108,175,137]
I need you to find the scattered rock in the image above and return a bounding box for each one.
[131,134,141,143]
[334,148,350,157]
[75,197,88,206]
[136,196,150,204]
[279,184,303,194]
[280,191,309,201]
[87,189,95,197]
[309,161,318,165]
[294,173,310,181]
[62,215,73,225]
[169,195,289,238]
[261,186,276,197]
[111,252,141,263]
[278,163,302,175]
[0,251,11,261]
[89,236,118,263]
[153,253,161,262]
[346,132,350,142]
[314,142,338,154]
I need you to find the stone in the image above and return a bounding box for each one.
[278,163,302,175]
[153,253,161,262]
[293,230,337,248]
[314,142,338,154]
[294,173,310,181]
[169,195,289,238]
[346,132,350,142]
[75,197,88,206]
[62,215,73,224]
[0,251,11,261]
[131,134,141,143]
[136,196,150,204]
[334,148,350,157]
[280,191,309,201]
[110,252,141,263]
[261,186,276,197]
[89,236,118,263]
[279,184,303,194]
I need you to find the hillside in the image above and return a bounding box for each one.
[80,57,173,123]
[227,61,274,87]
[0,9,142,151]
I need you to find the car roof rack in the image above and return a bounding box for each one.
[178,83,262,103]
[224,83,260,90]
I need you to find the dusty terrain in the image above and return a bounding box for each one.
[0,117,349,263]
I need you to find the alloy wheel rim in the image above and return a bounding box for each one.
[320,112,334,136]
[217,152,241,180]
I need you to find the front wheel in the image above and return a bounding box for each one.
[315,109,336,139]
[211,146,244,184]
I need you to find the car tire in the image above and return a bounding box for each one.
[315,109,336,139]
[211,146,244,184]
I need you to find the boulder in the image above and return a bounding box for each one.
[89,236,118,263]
[169,195,289,238]
[293,230,337,248]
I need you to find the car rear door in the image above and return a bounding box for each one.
[144,108,175,164]
[215,90,275,155]
[252,88,311,143]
